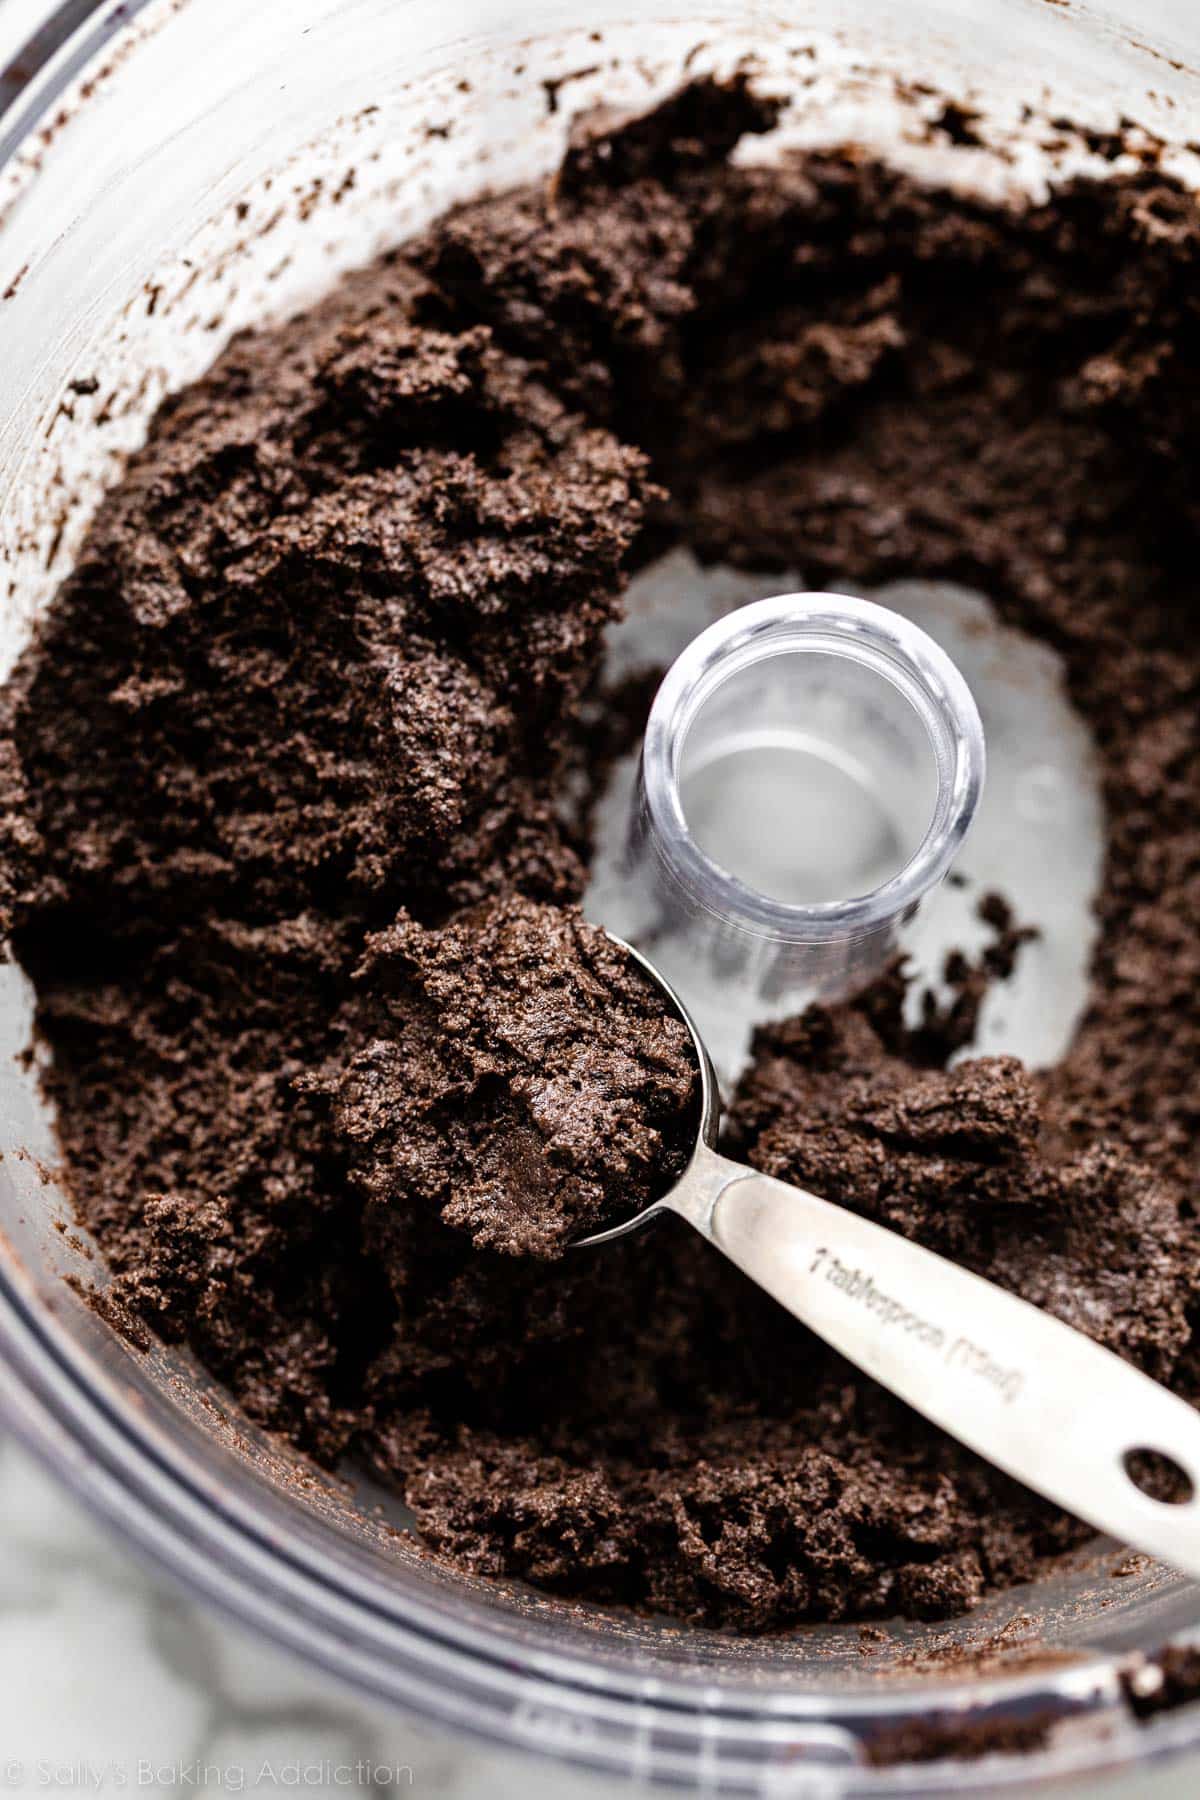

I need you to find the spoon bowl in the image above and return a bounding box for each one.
[573,934,721,1249]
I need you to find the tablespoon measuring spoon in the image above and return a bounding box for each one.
[580,931,1200,1580]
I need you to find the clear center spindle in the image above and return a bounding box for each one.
[627,592,986,1018]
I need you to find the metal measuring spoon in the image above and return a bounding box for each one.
[579,933,1200,1581]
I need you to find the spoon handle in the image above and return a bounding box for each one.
[701,1156,1200,1576]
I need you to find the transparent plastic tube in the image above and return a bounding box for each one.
[629,592,986,1003]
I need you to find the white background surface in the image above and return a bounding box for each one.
[1,0,1199,1793]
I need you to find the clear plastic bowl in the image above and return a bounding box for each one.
[2,1,1200,1791]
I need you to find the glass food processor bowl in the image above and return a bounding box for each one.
[2,0,1199,1790]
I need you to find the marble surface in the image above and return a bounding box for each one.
[0,1433,620,1798]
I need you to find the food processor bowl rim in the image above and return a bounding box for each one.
[0,0,156,169]
[0,1233,1112,1710]
[2,0,1200,1788]
[0,1231,1193,1791]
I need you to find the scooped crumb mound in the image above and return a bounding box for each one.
[310,897,698,1260]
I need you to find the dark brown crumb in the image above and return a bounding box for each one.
[2,77,1200,1633]
[865,1709,1056,1767]
[1124,1645,1200,1719]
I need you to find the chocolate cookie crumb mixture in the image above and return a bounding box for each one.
[3,77,1200,1630]
[728,999,1195,1390]
[311,899,698,1259]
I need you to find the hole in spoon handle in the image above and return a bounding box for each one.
[1122,1447,1195,1506]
